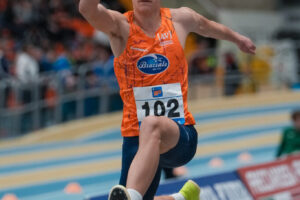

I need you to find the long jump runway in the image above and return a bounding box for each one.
[0,91,300,200]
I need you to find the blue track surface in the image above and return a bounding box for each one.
[0,100,299,200]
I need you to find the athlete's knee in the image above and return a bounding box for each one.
[141,116,161,130]
[140,116,162,140]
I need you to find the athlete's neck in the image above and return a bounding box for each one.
[133,8,161,36]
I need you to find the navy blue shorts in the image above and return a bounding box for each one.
[119,123,198,200]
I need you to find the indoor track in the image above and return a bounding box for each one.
[1,90,300,200]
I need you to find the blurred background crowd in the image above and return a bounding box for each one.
[0,0,125,77]
[0,0,299,137]
[0,0,126,135]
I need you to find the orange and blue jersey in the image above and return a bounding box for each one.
[114,8,195,137]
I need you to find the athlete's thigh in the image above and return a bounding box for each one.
[160,124,198,168]
[157,116,180,154]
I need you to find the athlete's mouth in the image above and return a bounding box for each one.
[139,0,152,2]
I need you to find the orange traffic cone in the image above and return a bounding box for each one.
[64,182,83,194]
[209,157,224,168]
[238,152,253,163]
[2,194,18,200]
[173,166,188,177]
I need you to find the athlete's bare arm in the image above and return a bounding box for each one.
[79,0,129,56]
[172,7,256,54]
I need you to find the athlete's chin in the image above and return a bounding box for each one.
[137,4,153,12]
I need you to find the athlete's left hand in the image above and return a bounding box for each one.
[236,35,256,55]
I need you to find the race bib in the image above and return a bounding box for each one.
[133,83,185,125]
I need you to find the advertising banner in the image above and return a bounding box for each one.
[238,154,300,200]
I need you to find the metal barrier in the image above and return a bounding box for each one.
[0,72,283,138]
[0,67,122,138]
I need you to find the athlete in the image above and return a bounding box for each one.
[79,0,256,200]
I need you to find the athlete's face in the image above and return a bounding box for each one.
[132,0,161,15]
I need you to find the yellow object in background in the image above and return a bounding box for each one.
[251,58,271,85]
[251,45,274,85]
[184,34,198,59]
[118,0,133,10]
[236,45,274,94]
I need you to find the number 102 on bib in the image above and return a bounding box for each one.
[133,83,186,125]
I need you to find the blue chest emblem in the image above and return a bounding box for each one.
[137,54,169,75]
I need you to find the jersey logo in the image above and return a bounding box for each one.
[137,54,169,75]
[157,31,174,47]
[157,31,172,41]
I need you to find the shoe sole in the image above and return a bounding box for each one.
[108,185,131,200]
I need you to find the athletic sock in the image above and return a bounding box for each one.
[171,193,185,200]
[127,188,143,200]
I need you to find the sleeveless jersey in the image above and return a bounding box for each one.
[114,8,195,137]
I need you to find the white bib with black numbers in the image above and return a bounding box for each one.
[133,83,186,125]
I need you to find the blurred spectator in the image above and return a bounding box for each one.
[16,45,39,104]
[40,80,57,127]
[190,56,213,75]
[53,49,72,72]
[15,45,39,83]
[0,0,7,28]
[224,52,242,96]
[0,31,16,74]
[38,49,55,73]
[44,81,57,108]
[4,85,18,109]
[189,40,217,75]
[93,31,110,47]
[61,73,78,122]
[276,110,300,158]
[84,70,100,117]
[93,45,117,88]
[85,70,99,89]
[91,45,122,111]
[12,0,33,26]
[15,45,39,132]
[0,47,9,78]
